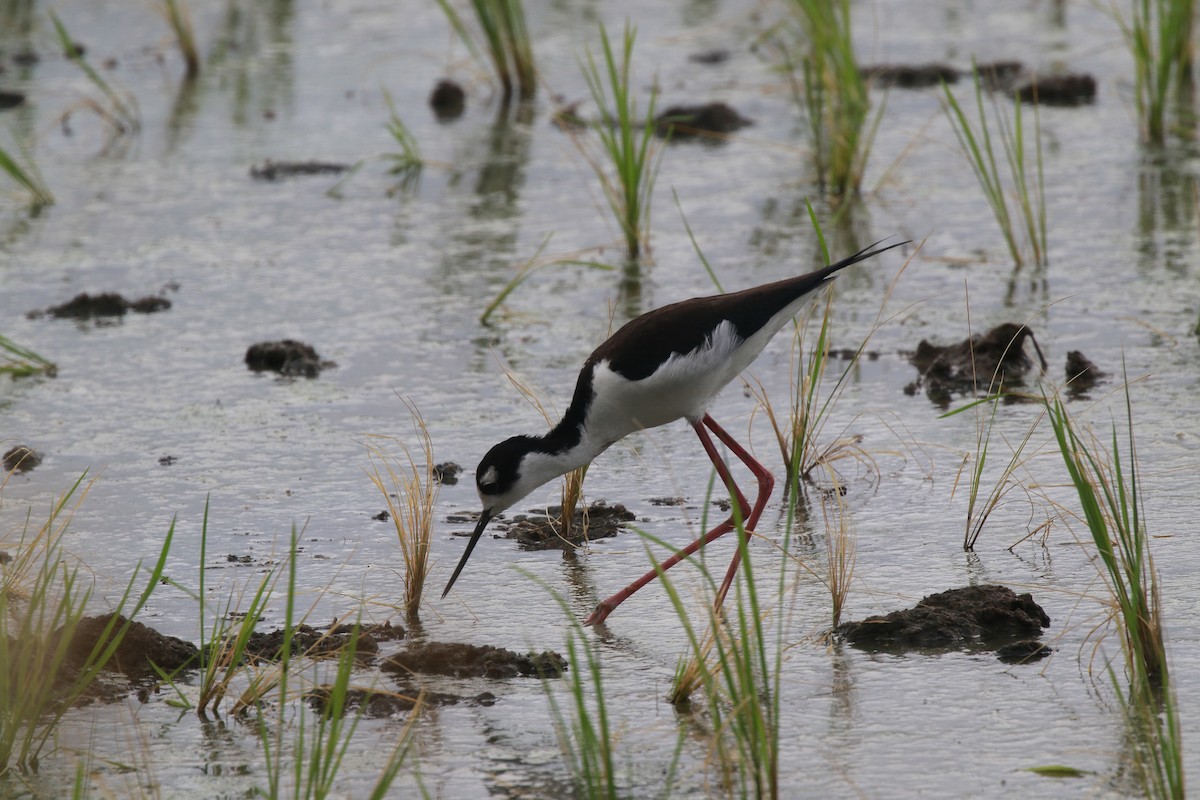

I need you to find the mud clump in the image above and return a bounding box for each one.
[863,62,961,88]
[837,585,1050,657]
[905,322,1047,407]
[501,501,636,550]
[0,90,26,109]
[306,685,496,717]
[655,102,752,140]
[1013,73,1096,106]
[429,78,466,121]
[3,445,41,473]
[63,613,199,678]
[242,621,405,662]
[245,339,333,378]
[383,642,567,680]
[30,292,171,320]
[433,461,461,485]
[249,160,349,181]
[1065,350,1106,397]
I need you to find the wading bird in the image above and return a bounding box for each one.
[443,240,907,625]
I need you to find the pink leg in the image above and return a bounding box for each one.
[584,414,775,626]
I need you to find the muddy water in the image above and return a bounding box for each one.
[1,0,1198,796]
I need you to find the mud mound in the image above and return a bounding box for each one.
[383,642,567,680]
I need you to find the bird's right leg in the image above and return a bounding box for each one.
[583,416,767,626]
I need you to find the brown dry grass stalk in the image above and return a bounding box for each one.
[365,401,438,621]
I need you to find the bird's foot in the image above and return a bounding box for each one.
[583,602,615,627]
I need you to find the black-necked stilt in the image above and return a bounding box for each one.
[443,240,908,625]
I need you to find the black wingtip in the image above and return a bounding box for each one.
[820,237,911,281]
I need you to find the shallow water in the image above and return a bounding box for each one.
[2,0,1198,796]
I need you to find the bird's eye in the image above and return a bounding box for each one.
[477,466,499,490]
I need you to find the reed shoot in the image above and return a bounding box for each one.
[0,334,56,378]
[1114,0,1197,144]
[1045,379,1182,797]
[50,12,141,136]
[942,66,1047,267]
[0,473,173,774]
[578,22,662,260]
[382,89,422,189]
[434,0,536,101]
[0,138,55,208]
[158,0,200,79]
[788,0,877,198]
[364,401,438,621]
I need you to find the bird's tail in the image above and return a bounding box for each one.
[815,238,910,283]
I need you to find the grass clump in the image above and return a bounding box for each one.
[365,401,439,622]
[157,0,200,79]
[382,89,423,191]
[0,136,54,209]
[435,0,536,102]
[1114,0,1197,144]
[786,0,878,198]
[1045,378,1183,798]
[578,22,663,260]
[50,12,141,138]
[0,473,173,774]
[942,66,1047,268]
[0,334,56,378]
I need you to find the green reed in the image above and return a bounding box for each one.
[579,22,662,260]
[1045,377,1183,798]
[0,334,56,378]
[49,12,141,136]
[0,473,172,774]
[0,136,54,208]
[942,66,1047,267]
[787,0,878,198]
[1115,0,1197,144]
[435,0,536,101]
[158,0,200,79]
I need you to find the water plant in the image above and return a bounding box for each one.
[364,401,438,621]
[0,137,55,208]
[1045,377,1183,797]
[577,22,662,260]
[786,0,878,198]
[0,334,56,378]
[942,66,1047,267]
[478,234,614,325]
[49,12,141,136]
[158,0,200,79]
[1113,0,1197,144]
[382,89,422,190]
[434,0,536,102]
[0,472,173,774]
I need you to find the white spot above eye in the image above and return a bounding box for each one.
[479,466,499,488]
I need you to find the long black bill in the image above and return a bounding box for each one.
[441,509,494,598]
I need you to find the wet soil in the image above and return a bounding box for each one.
[244,339,334,378]
[240,620,406,662]
[248,160,351,181]
[428,78,466,121]
[28,292,171,320]
[1064,350,1106,397]
[501,501,636,550]
[305,684,498,718]
[1012,73,1097,106]
[63,613,199,679]
[2,444,41,472]
[382,642,568,680]
[863,62,962,88]
[905,322,1047,406]
[654,102,753,140]
[837,585,1051,656]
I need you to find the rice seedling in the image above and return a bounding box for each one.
[434,0,536,102]
[49,12,141,136]
[0,334,56,378]
[786,0,880,198]
[0,137,55,208]
[548,619,620,800]
[1044,375,1183,797]
[364,401,438,621]
[382,89,422,191]
[478,234,614,325]
[191,498,281,718]
[1113,0,1197,144]
[578,22,663,260]
[0,472,173,774]
[657,518,782,799]
[942,66,1047,267]
[157,0,200,79]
